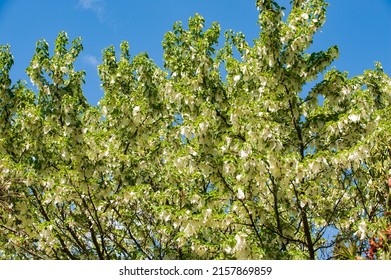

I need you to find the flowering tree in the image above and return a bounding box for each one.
[1,0,390,260]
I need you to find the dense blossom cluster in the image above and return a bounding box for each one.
[1,0,390,259]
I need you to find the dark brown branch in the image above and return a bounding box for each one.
[266,170,287,251]
[217,170,263,245]
[30,186,76,259]
[87,186,108,258]
[291,182,315,259]
[112,207,152,260]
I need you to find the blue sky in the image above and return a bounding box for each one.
[1,0,390,106]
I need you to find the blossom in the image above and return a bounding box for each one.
[180,126,193,139]
[237,188,245,200]
[132,106,141,116]
[354,221,367,240]
[348,114,360,122]
[234,233,248,257]
[183,222,196,237]
[199,122,208,135]
[239,149,247,159]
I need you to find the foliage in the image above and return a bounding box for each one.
[1,0,390,259]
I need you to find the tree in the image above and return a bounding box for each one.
[1,0,390,260]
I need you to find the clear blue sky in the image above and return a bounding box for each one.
[1,0,390,106]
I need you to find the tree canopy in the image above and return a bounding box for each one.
[1,0,390,260]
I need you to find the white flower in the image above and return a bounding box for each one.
[239,149,249,159]
[354,221,367,240]
[268,57,275,67]
[348,114,360,122]
[102,106,107,116]
[229,113,238,125]
[160,211,171,222]
[235,234,244,247]
[180,126,193,139]
[237,188,245,200]
[234,233,247,252]
[199,122,208,134]
[191,194,200,204]
[175,157,185,170]
[223,161,235,175]
[183,223,196,237]
[224,246,232,254]
[46,179,54,188]
[132,106,141,116]
[233,75,241,83]
[348,151,358,161]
